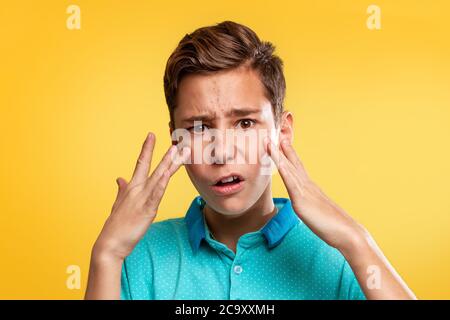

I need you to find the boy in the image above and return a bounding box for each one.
[85,21,416,300]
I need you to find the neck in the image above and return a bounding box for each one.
[203,185,276,253]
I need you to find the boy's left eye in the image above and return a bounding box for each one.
[236,119,256,130]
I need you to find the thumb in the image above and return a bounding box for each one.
[112,177,128,211]
[116,177,128,197]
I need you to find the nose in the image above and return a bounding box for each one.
[210,131,235,165]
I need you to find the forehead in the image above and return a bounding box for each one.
[174,65,272,124]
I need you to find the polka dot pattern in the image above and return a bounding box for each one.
[120,197,366,300]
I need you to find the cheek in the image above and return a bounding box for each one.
[184,136,215,164]
[247,136,259,155]
[185,164,208,185]
[185,164,198,177]
[253,164,270,181]
[235,131,267,165]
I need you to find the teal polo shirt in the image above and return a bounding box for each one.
[120,196,366,300]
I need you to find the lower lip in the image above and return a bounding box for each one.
[210,180,245,196]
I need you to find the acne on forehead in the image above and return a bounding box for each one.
[174,67,273,124]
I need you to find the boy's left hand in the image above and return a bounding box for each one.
[264,137,367,254]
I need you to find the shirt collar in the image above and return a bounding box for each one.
[184,195,299,253]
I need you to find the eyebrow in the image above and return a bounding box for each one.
[181,107,261,124]
[226,107,261,117]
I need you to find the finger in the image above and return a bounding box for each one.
[131,132,155,185]
[280,139,309,181]
[263,136,282,167]
[144,145,177,191]
[144,169,171,213]
[265,136,304,199]
[116,177,128,197]
[144,146,190,212]
[112,176,128,210]
[167,146,191,176]
[144,146,190,200]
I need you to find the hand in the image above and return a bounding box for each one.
[93,132,191,262]
[264,136,417,299]
[264,136,366,253]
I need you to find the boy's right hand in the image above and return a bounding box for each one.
[92,132,191,262]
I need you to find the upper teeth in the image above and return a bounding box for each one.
[220,176,238,183]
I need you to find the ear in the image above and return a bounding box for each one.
[278,111,294,145]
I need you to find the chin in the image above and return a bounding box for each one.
[205,193,253,217]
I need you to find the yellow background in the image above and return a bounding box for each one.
[1,0,449,299]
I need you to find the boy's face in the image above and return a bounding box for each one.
[171,64,286,216]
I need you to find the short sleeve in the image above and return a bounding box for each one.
[119,236,155,300]
[338,259,367,300]
[120,261,132,300]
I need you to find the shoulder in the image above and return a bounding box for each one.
[144,217,187,239]
[282,220,364,299]
[285,219,348,268]
[127,217,188,260]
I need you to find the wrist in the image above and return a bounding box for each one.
[336,222,372,261]
[91,240,125,266]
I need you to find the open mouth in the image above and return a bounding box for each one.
[214,175,243,186]
[211,174,245,195]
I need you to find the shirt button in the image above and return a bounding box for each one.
[233,265,243,274]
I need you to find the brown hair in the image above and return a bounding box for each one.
[163,20,286,129]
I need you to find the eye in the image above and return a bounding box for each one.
[236,119,256,130]
[188,124,209,134]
